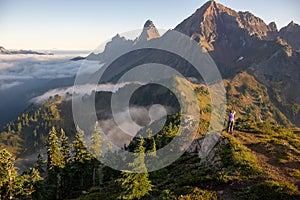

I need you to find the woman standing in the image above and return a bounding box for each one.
[227,110,236,133]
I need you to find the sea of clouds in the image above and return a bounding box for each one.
[0,54,101,90]
[0,54,147,103]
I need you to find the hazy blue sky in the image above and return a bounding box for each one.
[0,0,299,50]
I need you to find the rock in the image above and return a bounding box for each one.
[187,134,229,167]
[279,21,300,50]
[138,19,160,41]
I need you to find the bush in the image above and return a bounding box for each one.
[242,180,298,200]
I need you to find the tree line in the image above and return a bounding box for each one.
[0,121,159,199]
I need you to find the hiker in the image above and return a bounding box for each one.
[227,110,236,133]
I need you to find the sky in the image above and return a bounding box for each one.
[0,0,299,50]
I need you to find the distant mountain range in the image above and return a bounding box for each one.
[0,46,52,55]
[1,0,300,129]
[85,0,300,127]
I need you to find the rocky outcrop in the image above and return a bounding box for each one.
[279,21,300,50]
[187,133,229,167]
[138,20,160,41]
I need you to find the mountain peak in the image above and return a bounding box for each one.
[288,21,295,27]
[138,20,160,41]
[279,21,300,50]
[144,20,155,28]
[175,0,274,52]
[268,22,278,32]
[285,21,300,31]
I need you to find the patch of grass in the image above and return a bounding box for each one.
[237,121,300,152]
[241,180,298,200]
[289,169,300,178]
[219,134,262,181]
[177,187,219,200]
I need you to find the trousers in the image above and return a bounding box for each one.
[227,121,234,133]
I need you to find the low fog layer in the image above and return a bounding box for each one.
[31,82,144,104]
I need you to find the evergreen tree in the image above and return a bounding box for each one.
[90,121,103,186]
[72,126,92,163]
[60,129,70,167]
[46,127,63,170]
[34,153,45,175]
[59,128,71,198]
[29,167,47,200]
[0,149,36,199]
[0,149,17,200]
[71,126,93,188]
[102,139,122,182]
[90,121,103,160]
[14,173,32,198]
[146,129,157,157]
[46,127,63,199]
[120,138,153,199]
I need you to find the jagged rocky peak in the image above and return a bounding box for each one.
[279,21,300,50]
[144,20,156,28]
[280,21,300,34]
[111,34,128,42]
[284,21,300,31]
[174,0,237,51]
[266,22,279,40]
[138,19,160,41]
[175,0,273,52]
[102,33,134,53]
[268,22,278,32]
[237,11,272,39]
[288,21,295,27]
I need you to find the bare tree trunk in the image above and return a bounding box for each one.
[93,167,96,186]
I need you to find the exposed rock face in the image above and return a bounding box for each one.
[279,21,300,50]
[174,0,282,77]
[175,1,274,51]
[268,22,278,32]
[174,1,300,126]
[187,134,229,167]
[267,22,278,39]
[138,20,160,41]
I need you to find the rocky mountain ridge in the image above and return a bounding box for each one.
[174,0,300,126]
[85,1,300,126]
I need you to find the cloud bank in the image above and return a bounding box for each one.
[0,54,101,84]
[30,82,144,104]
